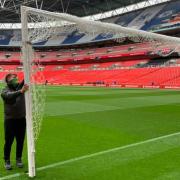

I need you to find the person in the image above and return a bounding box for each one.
[1,73,29,170]
[45,79,48,86]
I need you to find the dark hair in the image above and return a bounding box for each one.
[5,73,17,83]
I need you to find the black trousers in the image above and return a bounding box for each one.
[4,117,26,161]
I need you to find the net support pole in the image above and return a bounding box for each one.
[21,6,36,178]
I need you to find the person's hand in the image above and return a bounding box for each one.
[20,84,29,93]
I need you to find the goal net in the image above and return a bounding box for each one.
[21,6,180,177]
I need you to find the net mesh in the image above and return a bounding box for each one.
[31,72,45,141]
[21,43,45,141]
[30,49,45,141]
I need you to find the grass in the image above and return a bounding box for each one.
[0,86,180,179]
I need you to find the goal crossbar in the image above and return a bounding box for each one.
[22,6,180,45]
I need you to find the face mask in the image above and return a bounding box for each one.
[8,77,19,89]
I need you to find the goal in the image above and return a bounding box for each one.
[20,5,180,177]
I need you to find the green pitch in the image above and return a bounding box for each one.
[0,86,180,179]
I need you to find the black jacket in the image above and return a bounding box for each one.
[1,81,26,120]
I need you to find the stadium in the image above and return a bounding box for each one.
[0,0,180,179]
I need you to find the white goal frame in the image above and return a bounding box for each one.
[20,5,180,178]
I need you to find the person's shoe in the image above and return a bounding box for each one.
[16,158,23,168]
[4,160,12,170]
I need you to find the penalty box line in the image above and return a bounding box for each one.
[1,131,180,180]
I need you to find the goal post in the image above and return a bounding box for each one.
[21,6,46,178]
[21,7,36,177]
[20,5,180,177]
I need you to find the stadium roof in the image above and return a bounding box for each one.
[0,0,172,23]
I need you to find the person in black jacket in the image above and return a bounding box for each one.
[1,73,29,170]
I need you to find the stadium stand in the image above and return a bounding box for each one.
[0,0,179,90]
[0,0,179,46]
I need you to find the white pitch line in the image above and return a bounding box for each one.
[1,131,180,180]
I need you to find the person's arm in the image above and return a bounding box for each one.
[1,84,29,101]
[1,88,22,101]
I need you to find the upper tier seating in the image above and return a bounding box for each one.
[0,0,179,46]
